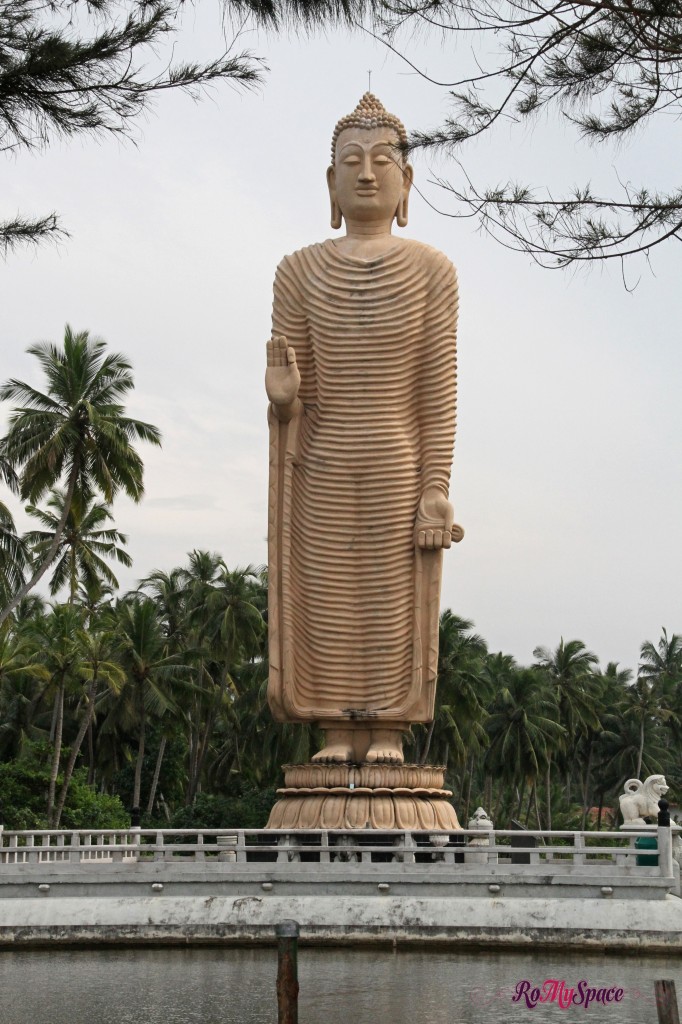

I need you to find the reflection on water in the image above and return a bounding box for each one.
[1,945,680,1024]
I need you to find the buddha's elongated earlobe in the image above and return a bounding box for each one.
[395,194,409,228]
[327,164,342,230]
[396,163,413,228]
[330,198,343,230]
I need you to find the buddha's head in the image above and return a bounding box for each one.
[327,93,413,231]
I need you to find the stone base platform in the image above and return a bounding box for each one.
[266,763,460,830]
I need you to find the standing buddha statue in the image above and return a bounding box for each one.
[265,95,463,826]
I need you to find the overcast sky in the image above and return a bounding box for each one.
[2,10,681,673]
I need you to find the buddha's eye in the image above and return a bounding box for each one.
[342,155,362,165]
[374,155,391,165]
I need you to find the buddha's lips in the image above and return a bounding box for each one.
[356,188,379,195]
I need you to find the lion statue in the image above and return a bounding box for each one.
[619,775,669,826]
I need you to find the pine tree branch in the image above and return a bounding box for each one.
[0,212,65,254]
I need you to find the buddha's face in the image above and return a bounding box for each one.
[327,126,413,227]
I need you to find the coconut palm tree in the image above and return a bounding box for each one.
[76,579,115,623]
[0,326,161,624]
[182,558,266,804]
[0,501,26,609]
[194,562,266,663]
[533,638,601,737]
[0,444,27,608]
[597,712,668,822]
[478,651,518,813]
[0,624,49,759]
[416,613,489,818]
[621,676,677,779]
[24,603,85,824]
[639,628,682,695]
[24,487,131,601]
[533,638,601,823]
[71,579,117,782]
[11,593,47,626]
[138,566,189,649]
[579,661,632,827]
[52,626,125,827]
[210,657,315,790]
[108,597,190,810]
[485,666,564,827]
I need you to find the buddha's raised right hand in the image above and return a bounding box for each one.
[266,335,301,416]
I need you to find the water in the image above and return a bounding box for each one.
[1,946,680,1023]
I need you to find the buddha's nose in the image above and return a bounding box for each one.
[359,155,376,181]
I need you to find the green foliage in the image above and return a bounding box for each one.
[0,327,162,625]
[1,534,680,834]
[0,499,26,608]
[170,787,277,831]
[0,750,51,829]
[111,725,186,813]
[24,487,131,600]
[59,770,129,830]
[0,746,127,829]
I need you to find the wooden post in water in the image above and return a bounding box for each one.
[655,981,680,1024]
[276,919,300,1024]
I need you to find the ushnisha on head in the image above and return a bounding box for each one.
[327,93,413,231]
[330,92,408,164]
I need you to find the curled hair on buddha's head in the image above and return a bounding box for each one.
[330,93,408,164]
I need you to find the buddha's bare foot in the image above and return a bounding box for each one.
[312,743,354,763]
[312,729,355,763]
[365,729,404,765]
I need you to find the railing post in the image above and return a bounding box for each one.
[276,919,299,1024]
[217,834,238,863]
[573,832,585,868]
[277,834,300,863]
[130,831,142,863]
[659,799,674,880]
[69,831,80,865]
[655,980,680,1024]
[486,829,495,866]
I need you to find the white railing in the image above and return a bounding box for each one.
[0,830,140,865]
[0,826,675,882]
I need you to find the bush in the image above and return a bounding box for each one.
[0,750,129,830]
[0,757,50,829]
[171,786,277,830]
[60,770,130,829]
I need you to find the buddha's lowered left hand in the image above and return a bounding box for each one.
[415,487,463,550]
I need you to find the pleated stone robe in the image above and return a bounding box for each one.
[267,237,458,727]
